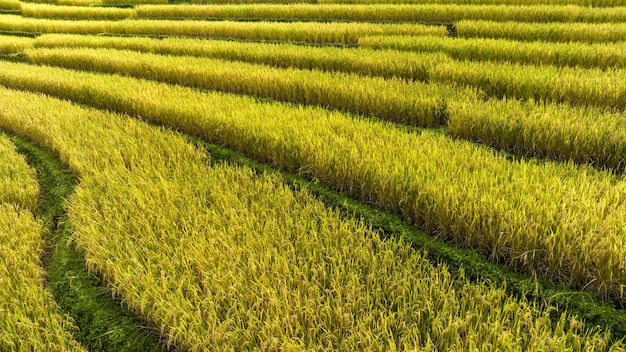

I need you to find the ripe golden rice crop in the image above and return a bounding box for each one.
[359,35,626,70]
[428,59,626,111]
[448,96,626,171]
[0,203,86,352]
[2,1,626,347]
[0,0,20,11]
[0,135,85,351]
[0,85,620,351]
[0,34,34,54]
[0,136,38,209]
[20,3,135,20]
[33,34,447,81]
[25,46,454,126]
[456,20,626,43]
[2,62,626,302]
[134,4,626,23]
[202,0,626,6]
[22,46,626,158]
[0,15,446,44]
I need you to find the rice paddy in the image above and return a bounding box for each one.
[1,0,626,350]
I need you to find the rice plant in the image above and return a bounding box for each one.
[33,34,449,81]
[359,35,626,70]
[20,3,135,20]
[14,40,626,171]
[0,0,20,11]
[456,20,626,43]
[0,85,620,351]
[25,45,626,115]
[0,14,446,43]
[0,204,87,352]
[429,59,626,111]
[25,46,455,126]
[134,4,626,23]
[448,97,626,171]
[0,136,38,210]
[190,0,626,8]
[0,135,85,351]
[3,61,626,302]
[0,34,33,54]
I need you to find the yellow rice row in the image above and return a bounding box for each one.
[0,75,622,351]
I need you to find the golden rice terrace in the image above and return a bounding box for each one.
[1,0,626,350]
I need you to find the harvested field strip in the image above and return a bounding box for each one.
[456,20,626,43]
[0,134,84,351]
[0,15,446,44]
[0,85,622,351]
[21,47,626,172]
[6,134,169,351]
[133,4,626,23]
[3,62,626,303]
[359,35,626,70]
[24,47,455,127]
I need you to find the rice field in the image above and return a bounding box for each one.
[359,34,626,69]
[2,0,626,350]
[0,135,85,351]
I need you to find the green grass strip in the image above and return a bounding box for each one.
[186,135,626,345]
[7,133,168,352]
